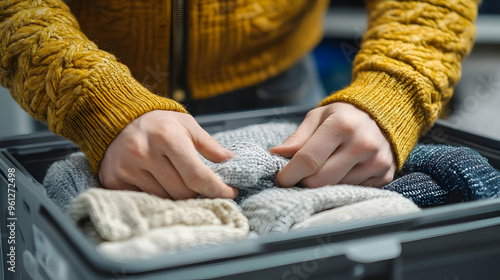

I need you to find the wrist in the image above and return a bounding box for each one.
[319,71,430,169]
[61,62,187,174]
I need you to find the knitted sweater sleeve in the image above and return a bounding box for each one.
[0,0,187,174]
[319,0,479,169]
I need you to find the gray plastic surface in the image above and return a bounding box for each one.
[2,105,500,279]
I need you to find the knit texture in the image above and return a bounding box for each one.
[320,0,480,169]
[203,123,421,233]
[383,172,447,208]
[67,188,248,259]
[211,142,289,201]
[45,133,500,213]
[44,121,423,258]
[206,122,298,201]
[186,0,329,99]
[1,0,479,176]
[242,185,420,235]
[44,146,419,259]
[0,0,187,174]
[383,145,500,207]
[42,121,500,259]
[43,152,99,212]
[42,122,298,210]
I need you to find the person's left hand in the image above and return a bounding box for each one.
[270,102,396,188]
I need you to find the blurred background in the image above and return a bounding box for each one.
[314,0,500,140]
[1,0,499,139]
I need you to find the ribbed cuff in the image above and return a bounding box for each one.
[319,71,430,170]
[60,62,187,174]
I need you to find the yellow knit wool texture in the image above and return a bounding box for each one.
[0,0,479,174]
[0,0,187,173]
[188,0,329,98]
[320,0,479,168]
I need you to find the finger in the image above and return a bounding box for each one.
[270,110,324,158]
[338,163,394,187]
[337,165,374,186]
[184,120,234,163]
[299,146,362,188]
[149,154,197,199]
[275,120,343,188]
[111,165,175,199]
[339,149,397,187]
[99,164,143,192]
[129,170,174,199]
[165,139,238,199]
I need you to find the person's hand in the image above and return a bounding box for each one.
[98,110,238,200]
[270,102,396,188]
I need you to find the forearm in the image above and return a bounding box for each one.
[0,0,186,173]
[320,0,479,169]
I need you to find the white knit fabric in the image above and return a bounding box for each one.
[67,188,249,259]
[291,197,420,231]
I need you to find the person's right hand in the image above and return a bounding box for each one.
[98,110,238,200]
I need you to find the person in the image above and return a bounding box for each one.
[0,0,479,200]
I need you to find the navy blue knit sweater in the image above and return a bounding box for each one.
[382,145,500,207]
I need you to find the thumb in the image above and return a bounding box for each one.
[270,111,323,158]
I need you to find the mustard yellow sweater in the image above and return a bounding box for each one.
[0,0,479,174]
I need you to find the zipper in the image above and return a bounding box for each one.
[170,0,188,102]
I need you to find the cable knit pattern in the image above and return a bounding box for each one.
[188,0,329,98]
[0,0,187,173]
[67,188,249,259]
[320,0,480,169]
[0,0,479,176]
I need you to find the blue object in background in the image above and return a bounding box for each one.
[312,38,356,93]
[479,0,500,14]
[317,0,500,94]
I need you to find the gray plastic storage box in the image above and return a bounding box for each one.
[2,105,500,280]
